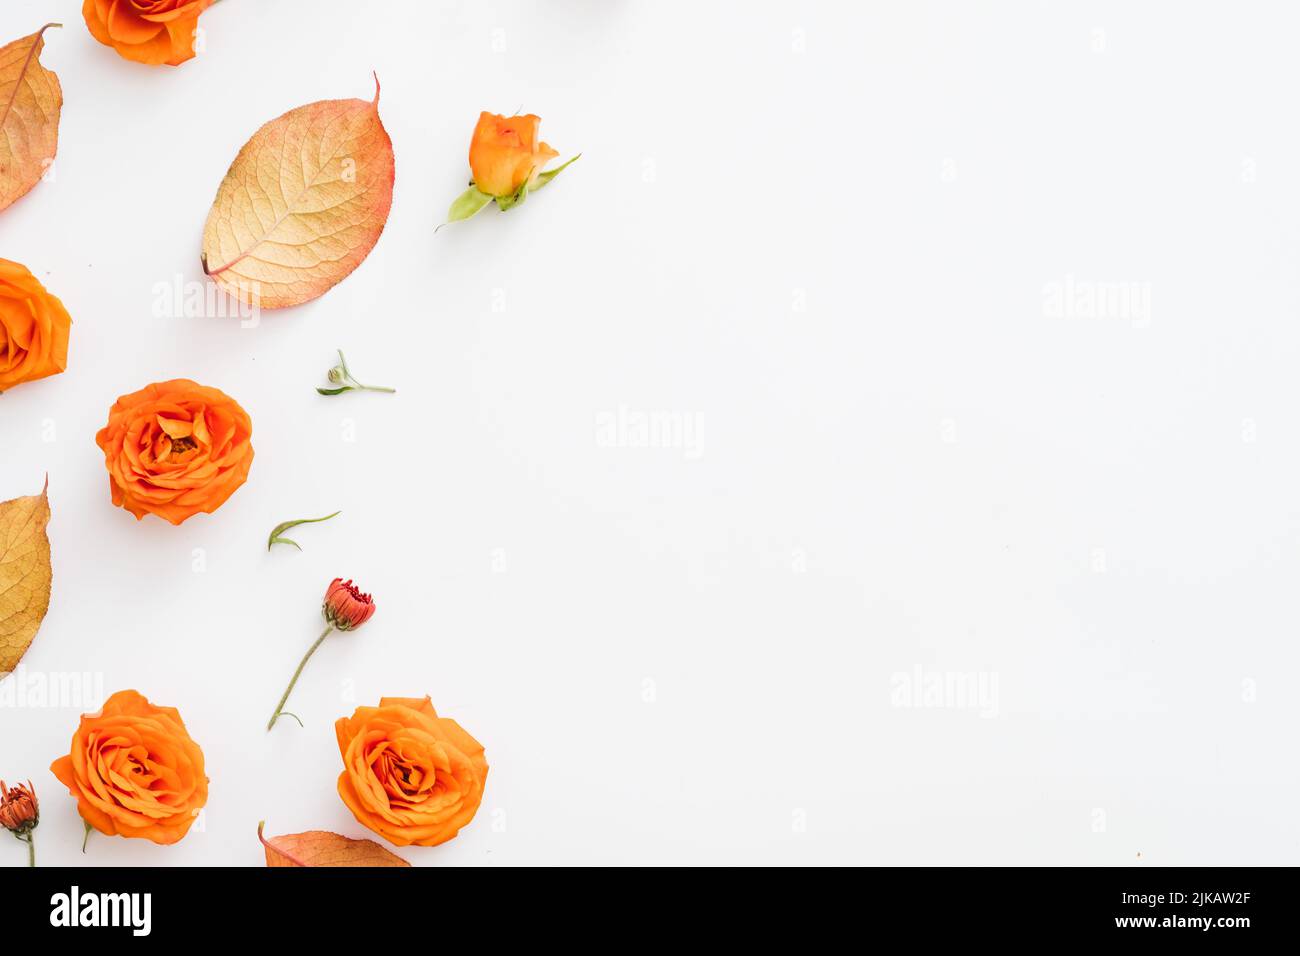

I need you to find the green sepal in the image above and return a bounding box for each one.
[533,153,581,191]
[495,179,530,212]
[446,185,494,223]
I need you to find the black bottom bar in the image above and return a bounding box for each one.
[0,865,1290,941]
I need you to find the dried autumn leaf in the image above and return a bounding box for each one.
[201,77,395,310]
[0,479,52,674]
[0,23,62,214]
[258,821,409,867]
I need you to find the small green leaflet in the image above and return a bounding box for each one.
[267,511,342,551]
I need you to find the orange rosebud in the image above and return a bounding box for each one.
[82,0,214,66]
[0,259,71,394]
[468,112,560,198]
[95,378,254,525]
[336,697,488,847]
[0,780,39,835]
[323,578,376,631]
[50,690,207,845]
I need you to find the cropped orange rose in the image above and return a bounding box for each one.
[0,259,71,394]
[82,0,214,66]
[469,112,560,198]
[50,690,207,846]
[336,697,488,847]
[96,378,253,525]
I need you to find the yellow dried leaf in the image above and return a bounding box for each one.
[201,77,395,310]
[0,479,52,674]
[0,24,62,214]
[258,821,409,867]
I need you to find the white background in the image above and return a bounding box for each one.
[1,0,1297,866]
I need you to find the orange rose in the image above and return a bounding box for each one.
[336,697,488,847]
[95,378,254,525]
[0,259,71,394]
[469,112,560,198]
[82,0,214,67]
[50,690,208,846]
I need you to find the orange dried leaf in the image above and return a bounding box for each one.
[201,77,395,310]
[0,24,62,214]
[258,821,409,867]
[0,479,52,674]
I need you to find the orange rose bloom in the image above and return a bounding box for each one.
[96,379,253,525]
[50,690,208,845]
[469,112,560,197]
[0,259,71,394]
[82,0,214,67]
[336,697,488,847]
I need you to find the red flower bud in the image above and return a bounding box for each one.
[0,780,38,835]
[323,578,376,631]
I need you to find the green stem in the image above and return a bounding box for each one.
[12,831,34,866]
[267,624,333,730]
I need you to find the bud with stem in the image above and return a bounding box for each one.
[317,350,395,396]
[0,780,39,866]
[267,579,377,730]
